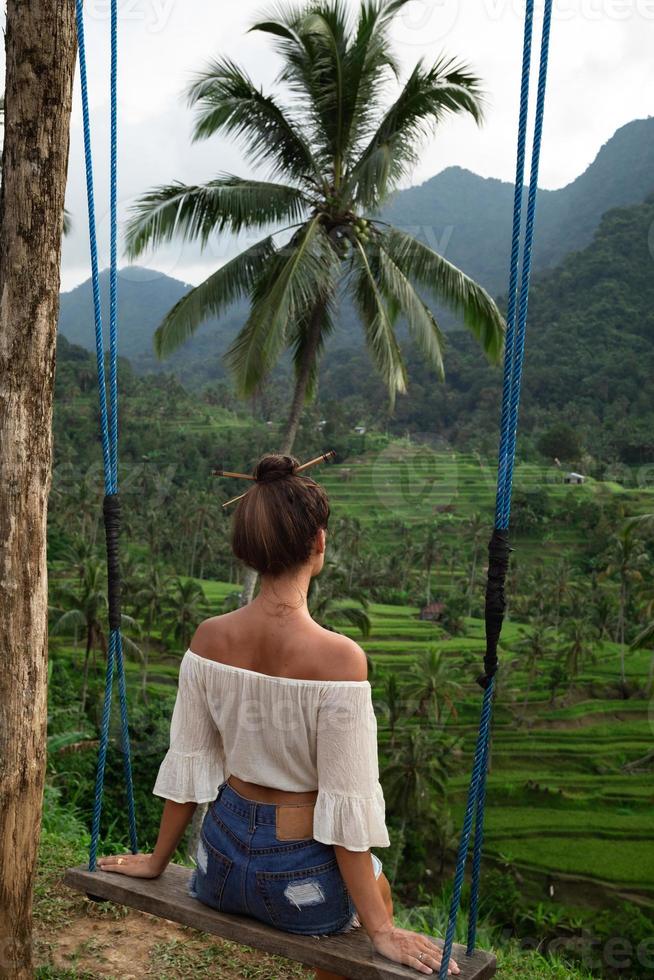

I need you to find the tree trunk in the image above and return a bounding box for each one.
[619,578,627,691]
[239,300,327,609]
[280,300,326,456]
[80,632,93,720]
[467,545,478,618]
[0,4,77,976]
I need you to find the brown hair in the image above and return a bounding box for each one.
[230,454,330,576]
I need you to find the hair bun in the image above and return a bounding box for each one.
[254,453,298,484]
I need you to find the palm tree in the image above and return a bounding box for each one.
[601,521,648,690]
[125,0,504,459]
[404,648,461,725]
[335,515,363,589]
[51,560,140,717]
[133,564,172,701]
[162,577,207,649]
[383,727,457,884]
[514,621,554,714]
[51,560,108,718]
[547,661,568,707]
[377,671,407,747]
[430,805,459,879]
[308,577,371,638]
[560,616,595,684]
[422,525,440,607]
[465,511,486,617]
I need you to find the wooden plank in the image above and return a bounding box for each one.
[64,864,496,979]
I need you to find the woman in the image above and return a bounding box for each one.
[98,454,459,978]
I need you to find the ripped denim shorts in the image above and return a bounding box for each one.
[188,779,382,936]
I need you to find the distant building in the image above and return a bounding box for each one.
[419,602,445,622]
[564,472,586,485]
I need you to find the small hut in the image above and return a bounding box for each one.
[419,601,445,622]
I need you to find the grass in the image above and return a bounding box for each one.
[35,790,596,980]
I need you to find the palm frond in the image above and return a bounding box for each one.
[153,235,277,358]
[377,240,445,379]
[47,731,97,755]
[341,0,410,153]
[252,3,350,172]
[51,609,87,635]
[186,57,320,186]
[381,226,505,360]
[225,218,341,394]
[253,2,409,180]
[334,606,371,638]
[631,621,654,650]
[346,56,485,208]
[125,176,307,258]
[350,239,407,406]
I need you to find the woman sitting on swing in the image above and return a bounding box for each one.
[98,453,459,978]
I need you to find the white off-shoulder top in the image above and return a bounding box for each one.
[152,649,390,852]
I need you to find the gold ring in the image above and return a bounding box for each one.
[418,952,424,962]
[117,858,124,865]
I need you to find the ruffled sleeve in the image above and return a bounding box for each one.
[313,683,390,851]
[152,652,225,804]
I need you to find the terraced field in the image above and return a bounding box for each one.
[320,439,654,570]
[57,443,652,916]
[341,601,654,908]
[142,574,652,909]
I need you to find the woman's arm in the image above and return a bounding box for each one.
[333,846,391,935]
[334,848,459,976]
[97,799,197,877]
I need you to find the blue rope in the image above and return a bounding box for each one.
[75,0,139,871]
[494,0,534,528]
[499,0,553,529]
[109,0,119,492]
[466,697,492,955]
[438,681,494,979]
[438,2,553,973]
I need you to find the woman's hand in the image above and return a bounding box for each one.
[97,853,165,879]
[371,924,460,976]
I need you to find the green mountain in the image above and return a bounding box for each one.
[384,117,654,293]
[58,117,654,377]
[56,194,654,466]
[321,193,654,463]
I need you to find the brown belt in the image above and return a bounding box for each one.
[227,775,316,841]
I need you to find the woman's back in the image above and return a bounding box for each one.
[190,604,368,683]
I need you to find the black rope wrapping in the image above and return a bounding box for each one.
[103,493,122,630]
[478,529,512,690]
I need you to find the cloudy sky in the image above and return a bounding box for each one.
[33,0,654,290]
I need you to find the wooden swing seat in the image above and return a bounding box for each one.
[64,864,496,979]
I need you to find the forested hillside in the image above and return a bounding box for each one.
[58,117,654,373]
[320,193,654,464]
[383,116,654,291]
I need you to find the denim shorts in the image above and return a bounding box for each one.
[187,779,383,936]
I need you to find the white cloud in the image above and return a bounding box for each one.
[2,0,649,290]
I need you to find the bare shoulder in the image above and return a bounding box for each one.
[189,611,240,659]
[314,626,368,682]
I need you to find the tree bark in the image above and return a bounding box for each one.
[0,4,76,977]
[280,300,326,456]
